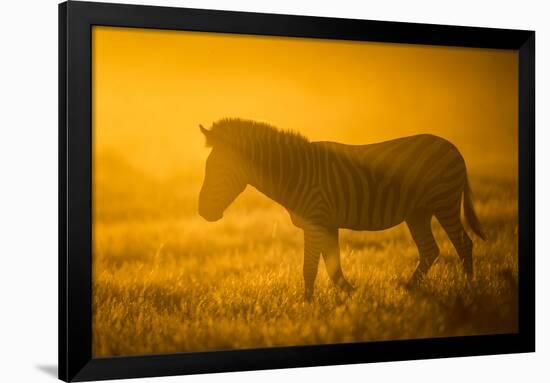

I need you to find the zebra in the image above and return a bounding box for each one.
[198,118,486,300]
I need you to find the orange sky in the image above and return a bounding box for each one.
[92,26,518,180]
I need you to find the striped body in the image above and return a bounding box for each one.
[284,135,465,231]
[199,119,486,300]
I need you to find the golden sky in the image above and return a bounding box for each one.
[92,26,518,180]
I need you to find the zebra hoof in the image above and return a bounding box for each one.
[464,265,474,281]
[464,271,474,285]
[341,283,356,295]
[404,278,422,291]
[462,261,474,280]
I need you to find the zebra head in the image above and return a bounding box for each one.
[198,124,247,222]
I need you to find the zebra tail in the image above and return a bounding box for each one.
[463,175,487,241]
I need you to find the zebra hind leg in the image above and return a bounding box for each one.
[435,204,474,279]
[405,209,440,287]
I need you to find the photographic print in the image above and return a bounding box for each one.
[91,26,518,357]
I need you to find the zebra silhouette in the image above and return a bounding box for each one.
[198,118,486,300]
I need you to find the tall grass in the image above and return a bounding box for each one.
[92,173,517,357]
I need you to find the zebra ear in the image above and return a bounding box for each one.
[199,124,213,147]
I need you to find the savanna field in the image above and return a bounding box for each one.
[92,154,518,357]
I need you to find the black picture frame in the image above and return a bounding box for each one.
[59,1,535,381]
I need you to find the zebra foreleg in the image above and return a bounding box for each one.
[406,210,440,287]
[321,228,355,294]
[303,228,323,301]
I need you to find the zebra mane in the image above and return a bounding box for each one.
[204,118,309,152]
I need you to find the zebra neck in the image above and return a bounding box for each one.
[246,141,315,214]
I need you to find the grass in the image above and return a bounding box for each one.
[92,175,518,357]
